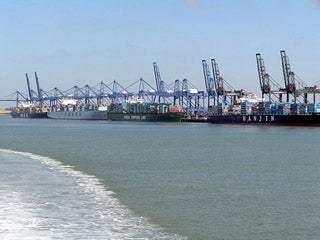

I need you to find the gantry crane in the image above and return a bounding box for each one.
[153,62,166,103]
[34,72,44,106]
[173,79,181,105]
[280,50,319,104]
[211,59,226,106]
[256,53,285,101]
[202,60,215,107]
[25,73,33,103]
[280,50,297,102]
[211,58,244,105]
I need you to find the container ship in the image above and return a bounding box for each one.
[208,113,320,126]
[208,96,320,126]
[10,103,49,119]
[47,99,108,120]
[108,99,185,122]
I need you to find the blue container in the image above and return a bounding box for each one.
[252,109,258,114]
[271,106,277,114]
[241,110,247,115]
[285,103,291,108]
[277,106,284,114]
[299,105,307,114]
[265,102,271,109]
[265,109,271,115]
[308,104,315,113]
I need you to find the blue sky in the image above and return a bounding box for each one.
[1,0,320,107]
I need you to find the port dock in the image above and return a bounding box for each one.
[181,118,207,123]
[2,51,320,123]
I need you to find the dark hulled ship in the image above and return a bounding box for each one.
[10,105,49,119]
[207,95,320,126]
[208,113,320,126]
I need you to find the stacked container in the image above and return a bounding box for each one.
[271,105,277,114]
[299,105,307,114]
[241,102,248,115]
[290,103,298,113]
[258,102,265,114]
[277,104,284,114]
[308,104,315,113]
[218,103,223,115]
[265,102,271,115]
[252,106,258,114]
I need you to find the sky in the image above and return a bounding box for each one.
[1,0,320,107]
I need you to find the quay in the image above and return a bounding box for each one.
[0,109,10,115]
[181,118,207,123]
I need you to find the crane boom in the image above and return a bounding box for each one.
[280,50,296,101]
[256,53,271,97]
[211,59,225,97]
[34,72,43,106]
[202,60,215,106]
[202,60,214,95]
[153,62,162,91]
[25,73,33,102]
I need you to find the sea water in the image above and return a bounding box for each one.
[0,115,320,239]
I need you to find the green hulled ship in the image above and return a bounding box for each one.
[108,101,185,122]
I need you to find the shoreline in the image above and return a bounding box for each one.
[0,110,10,114]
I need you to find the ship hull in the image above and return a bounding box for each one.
[48,110,108,120]
[208,114,320,126]
[10,111,48,119]
[108,112,184,122]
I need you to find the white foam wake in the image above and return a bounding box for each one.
[0,148,186,240]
